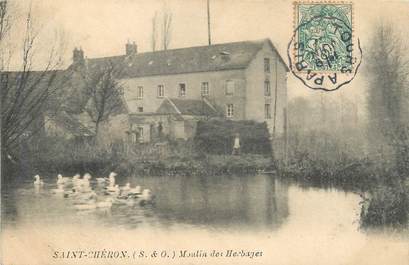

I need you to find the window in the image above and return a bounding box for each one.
[264,80,271,96]
[137,86,143,99]
[131,132,137,143]
[264,58,270,72]
[137,127,144,142]
[226,104,234,118]
[265,104,271,119]
[179,83,186,97]
[225,80,234,95]
[138,107,144,113]
[201,82,209,96]
[157,85,164,98]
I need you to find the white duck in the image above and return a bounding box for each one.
[121,182,131,193]
[83,173,92,181]
[34,175,44,186]
[64,188,77,198]
[96,176,108,183]
[140,189,153,200]
[122,183,131,191]
[75,173,91,188]
[118,183,131,196]
[57,174,70,184]
[72,174,81,184]
[106,184,120,193]
[108,172,117,186]
[51,184,65,194]
[139,189,155,206]
[79,185,93,193]
[129,185,142,195]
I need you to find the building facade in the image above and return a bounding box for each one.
[68,39,288,145]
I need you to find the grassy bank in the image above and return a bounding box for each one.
[280,155,377,191]
[14,137,273,178]
[280,154,409,228]
[117,154,273,177]
[31,154,273,178]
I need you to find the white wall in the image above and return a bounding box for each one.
[245,40,288,135]
[120,69,247,119]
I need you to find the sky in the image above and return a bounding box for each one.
[6,0,409,115]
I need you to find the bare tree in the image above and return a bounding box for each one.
[0,1,10,43]
[1,2,67,155]
[151,11,158,52]
[0,0,12,70]
[162,9,172,50]
[84,60,125,137]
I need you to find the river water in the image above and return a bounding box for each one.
[1,174,408,265]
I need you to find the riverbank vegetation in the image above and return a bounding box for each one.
[361,23,409,228]
[3,135,272,182]
[283,23,409,229]
[281,152,409,228]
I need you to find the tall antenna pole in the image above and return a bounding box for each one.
[207,0,211,45]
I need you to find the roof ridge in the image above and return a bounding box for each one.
[86,39,267,61]
[79,38,289,78]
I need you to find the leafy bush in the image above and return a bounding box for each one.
[194,119,272,155]
[360,182,409,228]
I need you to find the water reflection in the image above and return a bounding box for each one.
[2,174,289,231]
[2,174,408,265]
[144,175,289,229]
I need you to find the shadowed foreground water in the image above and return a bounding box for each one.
[1,174,408,265]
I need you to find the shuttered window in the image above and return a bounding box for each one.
[158,85,165,97]
[137,86,143,99]
[226,104,234,118]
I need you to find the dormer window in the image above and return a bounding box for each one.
[220,51,230,61]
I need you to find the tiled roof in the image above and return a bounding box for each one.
[157,98,220,117]
[84,39,288,78]
[47,111,95,137]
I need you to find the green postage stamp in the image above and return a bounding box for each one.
[288,2,362,91]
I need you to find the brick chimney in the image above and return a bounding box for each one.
[126,41,137,56]
[73,47,84,64]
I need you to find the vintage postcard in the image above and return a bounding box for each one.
[1,0,409,265]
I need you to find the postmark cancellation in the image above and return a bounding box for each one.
[288,2,362,91]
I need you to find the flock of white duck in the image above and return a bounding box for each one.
[33,172,154,210]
